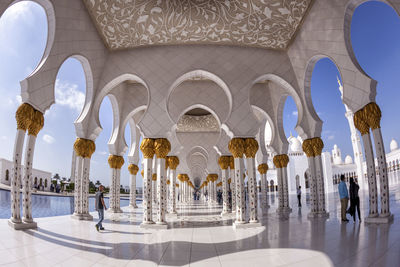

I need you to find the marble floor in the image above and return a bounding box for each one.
[0,184,399,267]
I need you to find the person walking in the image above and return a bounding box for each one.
[297,186,302,207]
[338,175,349,222]
[349,178,361,222]
[95,185,107,231]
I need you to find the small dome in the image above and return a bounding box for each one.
[289,137,302,152]
[345,155,353,164]
[390,139,398,152]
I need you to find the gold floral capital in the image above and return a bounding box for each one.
[152,173,157,181]
[218,156,230,170]
[108,155,124,169]
[15,103,34,131]
[140,138,155,158]
[128,164,139,175]
[257,163,268,174]
[311,137,324,156]
[244,138,258,158]
[167,156,179,170]
[273,154,289,168]
[229,156,234,169]
[363,102,381,130]
[354,109,370,135]
[28,110,44,137]
[302,138,314,157]
[74,138,96,158]
[228,138,245,158]
[154,138,171,158]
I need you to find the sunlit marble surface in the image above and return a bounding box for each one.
[0,183,399,267]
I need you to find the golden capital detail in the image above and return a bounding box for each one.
[128,164,139,175]
[152,173,157,181]
[302,137,324,157]
[15,103,44,136]
[15,103,35,131]
[273,154,289,168]
[228,138,245,158]
[167,156,179,170]
[218,156,230,170]
[154,138,171,158]
[363,102,381,130]
[354,109,370,135]
[140,138,155,158]
[229,156,234,169]
[74,138,96,158]
[28,110,44,137]
[257,163,268,174]
[244,138,259,158]
[108,155,124,169]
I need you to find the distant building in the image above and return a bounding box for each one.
[0,158,52,192]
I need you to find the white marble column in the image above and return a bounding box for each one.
[229,138,248,226]
[314,155,328,216]
[362,133,379,218]
[156,157,167,224]
[140,139,155,226]
[72,138,95,221]
[244,138,259,223]
[21,111,43,227]
[274,154,291,215]
[281,166,291,212]
[230,157,236,213]
[219,156,231,215]
[258,164,269,209]
[128,164,139,209]
[363,102,393,222]
[303,137,328,218]
[108,155,124,213]
[371,128,391,217]
[168,158,179,214]
[9,104,34,229]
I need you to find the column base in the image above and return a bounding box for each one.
[365,214,394,224]
[128,204,138,209]
[276,207,292,214]
[308,211,329,219]
[71,213,93,221]
[167,212,178,218]
[107,208,123,214]
[140,222,168,229]
[221,211,233,218]
[233,221,261,229]
[8,219,37,230]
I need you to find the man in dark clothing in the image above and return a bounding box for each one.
[95,185,106,231]
[297,186,302,207]
[349,178,361,222]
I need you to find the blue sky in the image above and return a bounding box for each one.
[1,1,400,187]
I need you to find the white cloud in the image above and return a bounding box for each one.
[0,136,7,141]
[55,79,85,113]
[42,134,55,144]
[292,111,298,116]
[99,151,107,156]
[328,135,335,140]
[15,95,22,105]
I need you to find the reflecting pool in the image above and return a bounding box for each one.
[0,189,139,218]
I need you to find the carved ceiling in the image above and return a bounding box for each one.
[83,0,313,50]
[176,114,219,132]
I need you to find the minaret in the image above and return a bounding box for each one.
[337,77,365,187]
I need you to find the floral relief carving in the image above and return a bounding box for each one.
[83,0,312,50]
[177,115,219,132]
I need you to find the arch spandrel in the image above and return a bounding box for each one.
[4,0,108,117]
[106,82,148,156]
[286,0,392,116]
